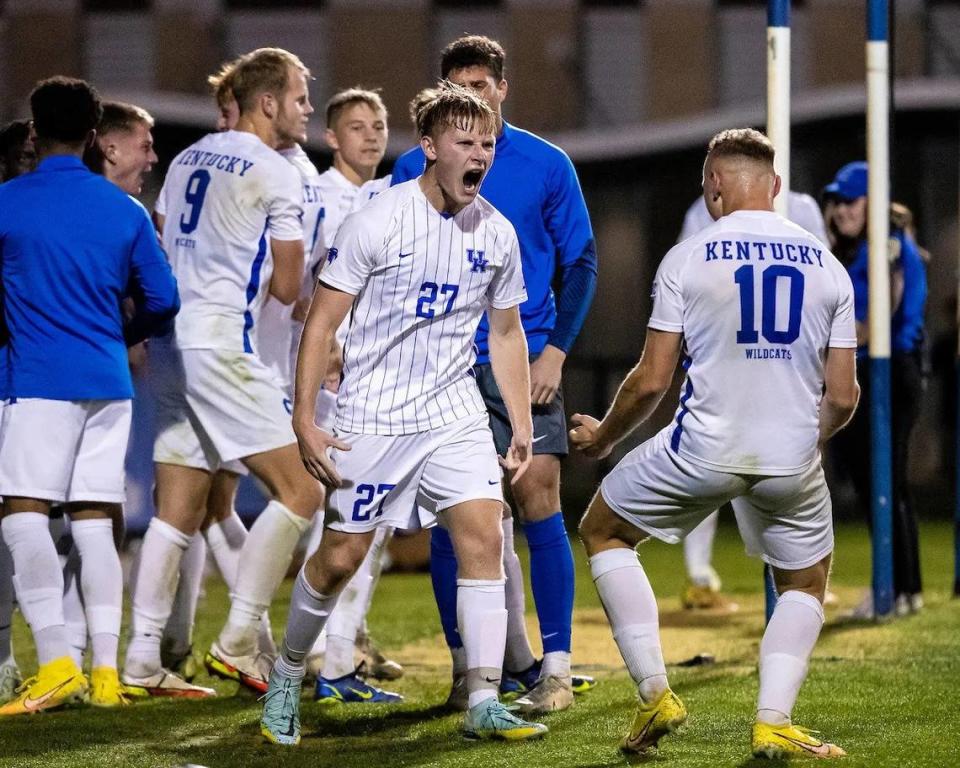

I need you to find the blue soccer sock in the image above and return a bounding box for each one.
[523,513,575,658]
[429,526,462,654]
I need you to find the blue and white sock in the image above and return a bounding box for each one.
[524,513,574,678]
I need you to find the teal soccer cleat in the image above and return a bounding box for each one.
[462,697,549,741]
[260,667,302,746]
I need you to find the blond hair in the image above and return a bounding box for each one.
[231,48,309,115]
[325,87,387,129]
[707,128,775,166]
[207,56,244,109]
[413,81,496,140]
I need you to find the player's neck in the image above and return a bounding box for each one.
[234,116,280,150]
[36,140,85,162]
[722,195,774,217]
[418,172,465,216]
[333,157,374,187]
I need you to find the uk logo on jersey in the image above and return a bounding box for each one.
[467,249,488,273]
[326,247,339,265]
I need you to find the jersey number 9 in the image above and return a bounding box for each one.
[179,170,211,235]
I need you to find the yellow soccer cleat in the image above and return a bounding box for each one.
[620,688,688,754]
[0,656,88,716]
[752,721,847,759]
[89,667,131,708]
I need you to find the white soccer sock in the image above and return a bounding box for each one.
[684,511,720,588]
[163,533,206,657]
[541,651,571,679]
[71,519,123,670]
[61,548,87,668]
[590,548,668,702]
[125,517,191,678]
[757,590,825,725]
[279,567,338,678]
[321,527,386,679]
[303,513,324,557]
[2,513,67,665]
[219,501,310,656]
[501,519,536,674]
[457,578,507,709]
[0,538,15,667]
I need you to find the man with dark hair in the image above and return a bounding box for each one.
[0,120,36,181]
[572,128,856,758]
[392,34,598,714]
[84,101,158,196]
[0,76,179,715]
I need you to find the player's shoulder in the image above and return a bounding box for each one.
[280,144,320,180]
[472,193,518,242]
[503,122,572,168]
[338,180,412,239]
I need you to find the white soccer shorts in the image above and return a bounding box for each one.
[325,413,503,533]
[0,398,132,503]
[600,426,833,570]
[151,345,295,472]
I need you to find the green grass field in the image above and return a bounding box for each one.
[1,520,958,768]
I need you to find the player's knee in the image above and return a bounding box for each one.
[279,479,323,520]
[773,555,831,602]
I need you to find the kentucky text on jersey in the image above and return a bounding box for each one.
[704,240,825,267]
[176,150,254,176]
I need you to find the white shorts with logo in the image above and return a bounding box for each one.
[0,398,132,503]
[151,345,295,473]
[600,427,833,570]
[325,413,502,533]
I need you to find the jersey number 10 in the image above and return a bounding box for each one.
[179,170,211,235]
[734,264,804,344]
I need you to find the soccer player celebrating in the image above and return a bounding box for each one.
[0,77,179,714]
[572,129,857,759]
[85,101,158,196]
[391,34,597,714]
[122,47,321,698]
[259,83,546,746]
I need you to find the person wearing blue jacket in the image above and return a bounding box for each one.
[824,161,927,618]
[0,77,179,715]
[392,35,597,714]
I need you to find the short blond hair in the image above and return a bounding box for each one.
[207,56,244,110]
[98,100,153,136]
[325,87,387,129]
[414,81,496,140]
[231,48,309,115]
[707,128,775,166]
[408,87,439,125]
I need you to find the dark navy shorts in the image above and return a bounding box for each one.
[473,356,569,458]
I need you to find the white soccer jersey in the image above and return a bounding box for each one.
[651,210,856,475]
[321,179,526,435]
[156,130,303,353]
[258,144,325,386]
[679,192,829,246]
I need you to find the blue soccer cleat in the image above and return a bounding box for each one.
[314,669,403,705]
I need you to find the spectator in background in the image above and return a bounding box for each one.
[0,119,37,181]
[824,161,928,618]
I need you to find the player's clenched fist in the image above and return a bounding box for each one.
[568,413,612,460]
[294,420,351,488]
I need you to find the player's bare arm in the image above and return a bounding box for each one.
[292,283,354,486]
[487,305,533,482]
[570,328,682,459]
[818,345,859,445]
[269,237,305,305]
[529,344,566,406]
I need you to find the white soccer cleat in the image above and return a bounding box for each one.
[120,667,216,699]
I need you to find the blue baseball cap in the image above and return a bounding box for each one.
[823,161,868,201]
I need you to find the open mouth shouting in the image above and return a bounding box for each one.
[462,167,484,195]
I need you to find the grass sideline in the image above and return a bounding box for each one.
[1,520,957,768]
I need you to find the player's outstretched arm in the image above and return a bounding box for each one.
[487,305,533,483]
[269,237,306,305]
[292,283,354,486]
[570,328,682,459]
[819,345,859,445]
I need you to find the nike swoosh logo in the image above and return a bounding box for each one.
[348,687,373,700]
[532,435,548,444]
[487,479,499,485]
[778,733,831,756]
[399,252,413,259]
[542,632,559,639]
[628,711,658,747]
[281,714,297,737]
[483,676,501,685]
[24,676,75,712]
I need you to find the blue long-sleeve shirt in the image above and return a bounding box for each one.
[391,121,596,363]
[0,155,179,400]
[846,229,926,356]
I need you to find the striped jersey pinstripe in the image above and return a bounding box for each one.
[320,179,526,435]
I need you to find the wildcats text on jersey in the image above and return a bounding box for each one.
[704,240,824,267]
[175,150,254,176]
